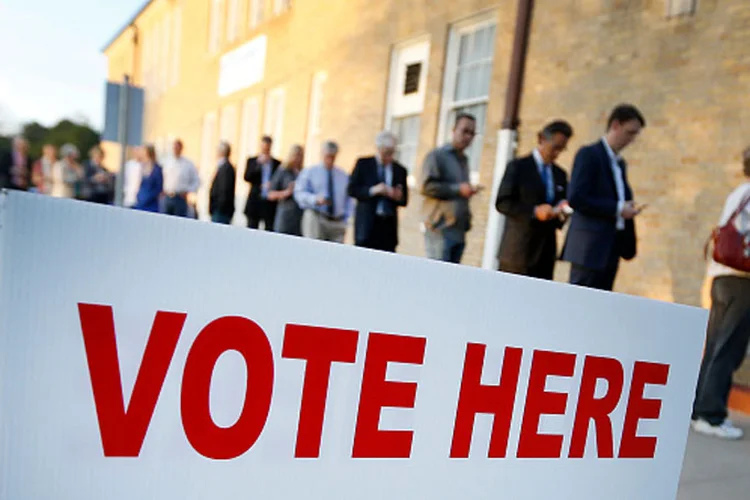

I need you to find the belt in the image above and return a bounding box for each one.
[318,212,344,222]
[166,192,187,199]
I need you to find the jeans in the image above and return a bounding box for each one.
[425,229,466,264]
[164,195,189,217]
[211,212,232,225]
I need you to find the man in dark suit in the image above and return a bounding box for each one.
[244,135,281,230]
[495,121,574,280]
[561,104,647,291]
[348,131,409,252]
[0,136,32,191]
[210,141,236,225]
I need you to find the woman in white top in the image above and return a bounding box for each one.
[51,144,84,199]
[692,147,750,440]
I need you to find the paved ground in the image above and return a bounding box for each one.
[677,412,750,499]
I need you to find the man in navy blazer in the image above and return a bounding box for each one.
[561,104,646,291]
[348,131,409,252]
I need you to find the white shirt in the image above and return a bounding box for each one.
[532,148,554,202]
[123,159,143,207]
[601,137,627,230]
[707,182,750,279]
[162,155,200,195]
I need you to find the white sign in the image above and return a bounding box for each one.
[0,192,707,499]
[218,35,267,97]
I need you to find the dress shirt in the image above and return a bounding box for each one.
[261,160,272,199]
[123,160,143,207]
[371,158,394,216]
[163,156,200,195]
[294,164,354,221]
[601,137,627,230]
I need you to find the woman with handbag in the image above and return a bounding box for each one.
[692,147,750,440]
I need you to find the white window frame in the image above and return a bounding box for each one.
[227,0,240,42]
[237,96,261,226]
[264,87,285,158]
[170,5,182,87]
[161,14,171,93]
[219,104,239,164]
[666,0,697,17]
[273,0,290,16]
[437,12,497,184]
[305,72,327,166]
[208,0,224,54]
[151,23,161,99]
[249,0,264,29]
[198,112,218,221]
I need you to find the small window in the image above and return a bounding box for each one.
[666,0,697,17]
[208,0,224,53]
[274,0,291,15]
[403,63,422,95]
[249,0,264,28]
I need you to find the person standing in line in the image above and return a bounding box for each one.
[0,136,32,191]
[420,113,480,263]
[267,144,305,236]
[82,145,115,204]
[162,139,200,217]
[691,147,750,441]
[495,120,574,279]
[561,104,646,291]
[209,141,236,224]
[348,131,409,253]
[51,144,84,199]
[32,143,57,194]
[294,141,353,243]
[133,144,163,213]
[122,150,143,208]
[244,136,281,230]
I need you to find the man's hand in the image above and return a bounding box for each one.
[534,204,556,221]
[622,201,639,220]
[370,182,387,196]
[315,196,330,206]
[388,185,404,202]
[458,182,476,199]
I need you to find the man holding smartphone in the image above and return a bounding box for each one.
[561,104,647,291]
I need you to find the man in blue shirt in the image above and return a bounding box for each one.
[294,141,353,243]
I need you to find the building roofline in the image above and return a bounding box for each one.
[101,0,153,53]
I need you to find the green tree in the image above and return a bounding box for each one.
[0,119,101,161]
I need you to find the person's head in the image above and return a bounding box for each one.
[260,135,273,156]
[743,147,750,178]
[60,143,80,162]
[173,139,184,158]
[285,144,304,169]
[605,104,646,153]
[375,131,398,165]
[452,113,477,152]
[537,120,574,164]
[13,136,29,155]
[218,141,231,160]
[89,145,104,165]
[42,143,57,160]
[144,144,157,163]
[321,141,339,168]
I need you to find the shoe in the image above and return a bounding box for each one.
[691,418,744,440]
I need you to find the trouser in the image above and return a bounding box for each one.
[425,228,466,264]
[211,212,232,225]
[164,195,188,217]
[358,215,398,253]
[247,202,276,230]
[569,231,624,291]
[302,210,347,243]
[692,276,750,425]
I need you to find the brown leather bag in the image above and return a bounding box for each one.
[705,194,750,272]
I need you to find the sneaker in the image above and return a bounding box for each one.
[691,418,744,440]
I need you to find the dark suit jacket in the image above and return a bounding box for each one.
[561,140,637,270]
[348,156,408,246]
[0,151,32,191]
[210,160,236,217]
[243,156,281,217]
[495,154,568,273]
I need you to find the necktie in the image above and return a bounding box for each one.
[327,168,335,216]
[540,165,553,203]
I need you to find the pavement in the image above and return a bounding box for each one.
[677,412,750,499]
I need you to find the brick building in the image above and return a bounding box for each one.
[103,0,749,320]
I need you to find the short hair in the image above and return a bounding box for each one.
[218,141,231,157]
[261,135,273,145]
[375,131,397,150]
[13,135,28,148]
[454,113,476,127]
[89,145,104,157]
[541,120,574,140]
[144,144,157,161]
[321,140,339,156]
[743,147,750,177]
[607,104,646,129]
[284,144,304,168]
[60,143,80,158]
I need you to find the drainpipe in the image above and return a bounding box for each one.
[481,0,535,270]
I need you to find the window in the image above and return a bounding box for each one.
[237,96,260,226]
[264,88,285,157]
[305,72,326,165]
[198,112,217,220]
[170,5,182,87]
[385,38,430,177]
[141,31,152,100]
[151,23,161,99]
[249,0,264,28]
[439,15,496,182]
[220,104,239,156]
[227,0,241,42]
[161,14,171,93]
[209,0,224,53]
[274,0,291,15]
[667,0,697,17]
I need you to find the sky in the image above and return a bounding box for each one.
[0,0,145,133]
